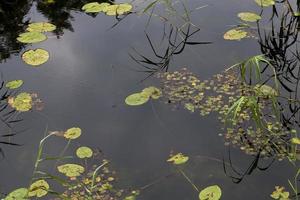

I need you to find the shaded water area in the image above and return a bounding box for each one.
[0,0,299,199]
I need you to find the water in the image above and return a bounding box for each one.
[0,0,298,199]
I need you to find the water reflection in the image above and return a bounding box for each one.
[0,0,112,62]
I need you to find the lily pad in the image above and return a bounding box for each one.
[26,22,56,32]
[291,137,300,145]
[254,84,278,97]
[167,153,189,165]
[224,29,248,40]
[5,80,23,89]
[22,49,49,66]
[199,185,222,200]
[76,146,93,158]
[105,3,132,16]
[9,92,32,112]
[57,163,85,177]
[142,86,162,99]
[17,32,47,43]
[64,127,81,139]
[238,12,261,22]
[4,188,28,200]
[28,180,49,198]
[255,0,275,7]
[270,186,290,199]
[125,92,149,106]
[82,2,110,13]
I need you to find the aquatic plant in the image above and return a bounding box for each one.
[3,127,126,200]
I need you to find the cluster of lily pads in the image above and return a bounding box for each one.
[156,67,299,160]
[4,127,132,200]
[167,152,222,200]
[223,0,276,40]
[82,2,133,16]
[125,86,162,106]
[17,22,57,66]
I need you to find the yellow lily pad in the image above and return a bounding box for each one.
[199,185,222,200]
[28,179,49,198]
[9,92,32,112]
[167,153,189,165]
[125,92,150,106]
[105,3,132,16]
[26,22,56,32]
[82,2,110,13]
[291,137,300,145]
[17,32,47,43]
[238,12,261,22]
[224,29,248,40]
[64,127,82,139]
[57,163,85,177]
[76,146,93,158]
[5,80,23,89]
[22,48,49,66]
[142,86,162,99]
[4,188,28,200]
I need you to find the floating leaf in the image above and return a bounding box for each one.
[238,12,261,22]
[76,146,93,158]
[255,0,275,7]
[9,92,32,112]
[22,49,49,66]
[28,180,49,198]
[254,84,278,97]
[17,32,47,43]
[199,185,222,200]
[291,137,300,145]
[270,186,290,199]
[64,127,82,139]
[167,153,189,165]
[125,92,149,106]
[142,86,162,99]
[105,3,132,16]
[5,80,23,89]
[184,103,195,112]
[57,163,85,177]
[26,22,56,32]
[82,2,110,13]
[223,29,248,40]
[4,188,28,200]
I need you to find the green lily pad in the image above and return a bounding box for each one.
[4,188,28,200]
[9,92,32,112]
[271,186,290,199]
[224,29,248,40]
[76,146,93,158]
[167,153,189,165]
[291,137,300,145]
[64,127,82,139]
[254,84,278,97]
[105,3,132,16]
[255,0,275,7]
[26,22,56,32]
[238,12,261,22]
[125,92,149,106]
[199,185,222,200]
[5,80,23,89]
[142,86,162,99]
[17,32,47,43]
[28,180,49,198]
[22,49,49,66]
[57,163,85,177]
[82,2,110,13]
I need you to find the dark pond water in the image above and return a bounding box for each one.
[0,0,299,199]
